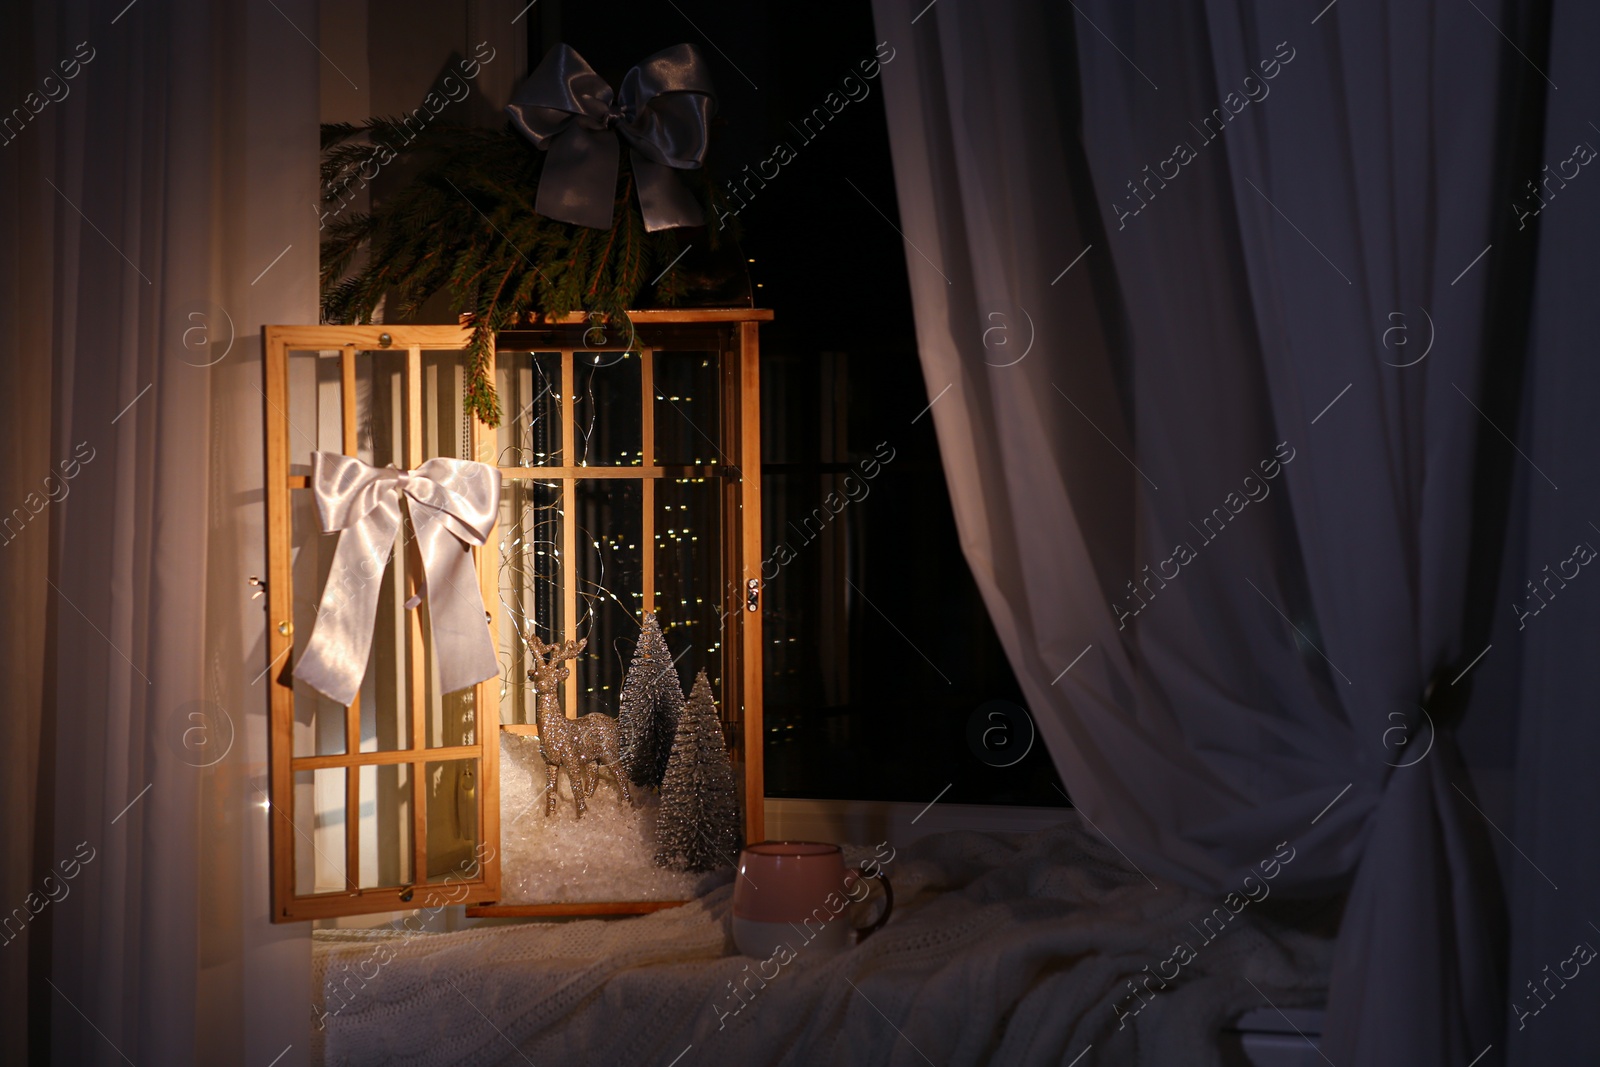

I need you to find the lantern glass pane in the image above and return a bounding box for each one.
[655,474,728,703]
[419,350,471,460]
[497,478,563,726]
[357,763,414,889]
[424,758,480,882]
[570,350,642,467]
[653,350,723,468]
[293,768,347,896]
[495,351,563,467]
[573,478,643,715]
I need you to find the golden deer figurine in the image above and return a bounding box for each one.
[526,636,633,818]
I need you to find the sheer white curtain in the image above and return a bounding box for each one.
[871,0,1519,1062]
[1,1,319,1063]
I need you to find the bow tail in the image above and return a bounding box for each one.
[293,501,404,707]
[631,150,705,231]
[535,126,621,230]
[410,504,499,697]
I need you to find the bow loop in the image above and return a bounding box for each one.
[308,451,402,532]
[294,452,500,707]
[506,43,716,231]
[406,456,500,546]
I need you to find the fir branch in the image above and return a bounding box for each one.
[319,123,728,426]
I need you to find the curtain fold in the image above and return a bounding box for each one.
[871,0,1527,1061]
[0,1,57,1052]
[1,1,320,1063]
[1506,0,1600,1061]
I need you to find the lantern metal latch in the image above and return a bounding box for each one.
[746,578,760,612]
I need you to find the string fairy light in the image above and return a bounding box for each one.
[491,347,732,724]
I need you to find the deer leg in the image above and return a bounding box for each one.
[544,759,558,818]
[600,732,632,807]
[572,758,588,817]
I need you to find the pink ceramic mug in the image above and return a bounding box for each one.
[731,841,894,959]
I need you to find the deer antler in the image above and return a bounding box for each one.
[528,635,587,667]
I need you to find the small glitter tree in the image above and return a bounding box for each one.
[654,670,741,872]
[617,612,685,788]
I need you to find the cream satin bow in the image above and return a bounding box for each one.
[293,452,500,707]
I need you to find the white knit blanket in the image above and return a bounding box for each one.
[312,818,1332,1066]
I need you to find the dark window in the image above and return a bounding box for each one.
[541,0,1067,806]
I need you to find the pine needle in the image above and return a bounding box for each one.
[318,122,713,427]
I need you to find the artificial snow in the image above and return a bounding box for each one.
[498,733,716,903]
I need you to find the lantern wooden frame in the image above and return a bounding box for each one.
[262,310,770,923]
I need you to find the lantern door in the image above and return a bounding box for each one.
[474,314,766,916]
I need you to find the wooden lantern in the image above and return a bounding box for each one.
[262,309,770,921]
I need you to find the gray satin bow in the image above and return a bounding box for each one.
[293,452,500,708]
[506,43,716,231]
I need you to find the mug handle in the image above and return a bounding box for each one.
[846,868,894,942]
